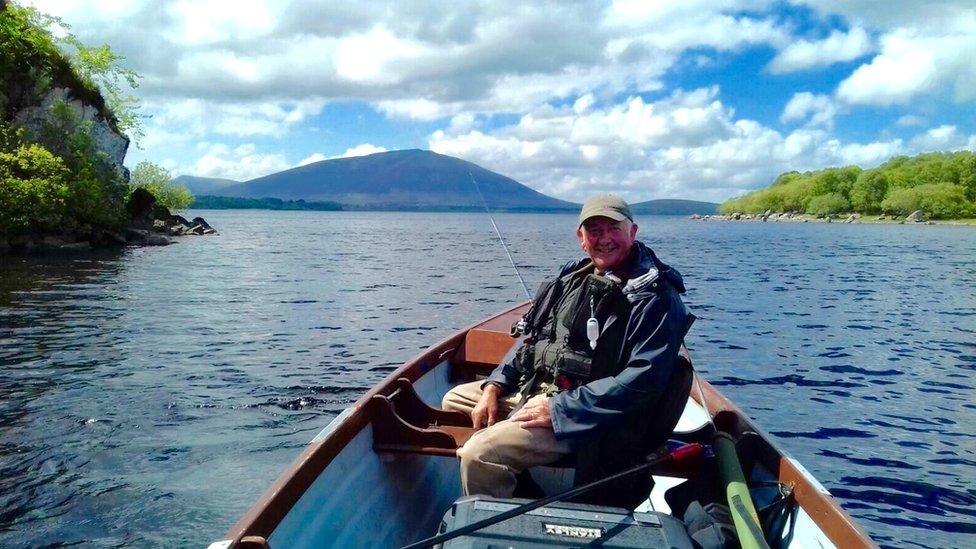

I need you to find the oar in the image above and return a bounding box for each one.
[400,442,704,549]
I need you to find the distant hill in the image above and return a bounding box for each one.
[212,149,576,211]
[630,199,719,215]
[177,149,718,214]
[172,175,239,196]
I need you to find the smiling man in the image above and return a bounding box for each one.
[442,194,696,507]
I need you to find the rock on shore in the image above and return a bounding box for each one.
[3,188,217,253]
[691,209,940,225]
[125,188,218,246]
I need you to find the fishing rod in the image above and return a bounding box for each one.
[468,171,532,301]
[401,442,705,549]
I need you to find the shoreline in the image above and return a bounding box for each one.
[692,212,976,226]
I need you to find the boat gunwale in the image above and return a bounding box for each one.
[691,374,877,548]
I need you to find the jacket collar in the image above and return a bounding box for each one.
[607,241,686,294]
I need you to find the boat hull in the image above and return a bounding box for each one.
[214,303,875,548]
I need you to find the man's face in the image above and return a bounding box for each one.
[576,216,638,272]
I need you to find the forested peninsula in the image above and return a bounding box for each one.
[1,1,203,252]
[720,151,976,221]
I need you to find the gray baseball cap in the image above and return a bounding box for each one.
[578,194,633,227]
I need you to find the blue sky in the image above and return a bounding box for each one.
[28,0,976,203]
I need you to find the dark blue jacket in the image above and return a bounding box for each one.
[486,240,693,442]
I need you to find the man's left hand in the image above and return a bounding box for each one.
[509,394,553,429]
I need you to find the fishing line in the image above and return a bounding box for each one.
[468,171,532,300]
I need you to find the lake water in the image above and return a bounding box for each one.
[1,210,974,548]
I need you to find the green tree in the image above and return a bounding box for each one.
[720,150,976,219]
[881,184,973,219]
[849,170,890,213]
[67,40,144,142]
[28,100,128,231]
[770,171,803,187]
[0,2,144,142]
[808,166,860,199]
[806,193,850,217]
[129,161,194,209]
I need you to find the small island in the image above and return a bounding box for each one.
[714,151,976,224]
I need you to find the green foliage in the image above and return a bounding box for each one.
[0,2,146,238]
[0,1,143,140]
[66,40,144,142]
[808,166,861,198]
[720,150,976,219]
[53,100,125,225]
[0,102,127,235]
[130,161,194,210]
[770,171,802,187]
[806,193,850,217]
[849,170,890,213]
[881,184,973,219]
[0,135,70,235]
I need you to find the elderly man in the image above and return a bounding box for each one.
[442,194,695,508]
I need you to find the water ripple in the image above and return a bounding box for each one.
[1,212,974,548]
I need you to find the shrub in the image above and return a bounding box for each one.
[806,193,850,217]
[881,184,974,219]
[0,142,70,235]
[27,100,128,231]
[129,161,194,209]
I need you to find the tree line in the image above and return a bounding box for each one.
[190,196,342,211]
[720,151,976,219]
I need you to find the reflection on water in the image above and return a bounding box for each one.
[1,211,974,548]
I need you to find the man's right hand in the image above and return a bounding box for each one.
[471,383,502,429]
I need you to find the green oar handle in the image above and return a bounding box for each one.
[714,432,770,549]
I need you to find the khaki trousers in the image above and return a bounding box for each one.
[442,381,572,498]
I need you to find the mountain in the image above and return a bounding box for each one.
[630,199,719,215]
[212,149,576,211]
[172,175,240,196]
[177,149,717,214]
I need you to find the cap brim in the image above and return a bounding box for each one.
[579,209,629,227]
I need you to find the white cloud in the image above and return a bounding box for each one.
[192,142,290,181]
[139,98,327,149]
[768,27,872,73]
[792,1,973,31]
[836,31,939,106]
[30,0,796,118]
[780,92,839,127]
[165,0,281,45]
[298,153,327,166]
[448,113,477,134]
[895,115,926,127]
[834,16,976,106]
[332,144,388,159]
[909,125,971,151]
[376,99,446,121]
[26,0,974,199]
[430,90,976,203]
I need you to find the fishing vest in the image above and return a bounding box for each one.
[513,263,662,399]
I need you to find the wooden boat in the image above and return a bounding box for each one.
[210,303,876,548]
